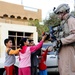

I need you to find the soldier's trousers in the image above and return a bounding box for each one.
[58,45,75,75]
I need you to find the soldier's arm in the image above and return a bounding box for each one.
[61,17,75,45]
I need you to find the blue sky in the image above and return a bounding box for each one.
[1,0,74,20]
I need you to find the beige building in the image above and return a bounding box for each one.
[0,1,42,25]
[0,1,43,72]
[0,1,41,64]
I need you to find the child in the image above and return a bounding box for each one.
[29,39,41,75]
[38,46,53,75]
[4,38,21,75]
[18,35,47,75]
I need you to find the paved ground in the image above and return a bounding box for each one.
[38,72,59,75]
[0,72,59,75]
[0,69,59,75]
[48,72,59,75]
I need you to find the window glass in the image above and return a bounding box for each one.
[8,31,33,49]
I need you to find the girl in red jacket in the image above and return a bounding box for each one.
[38,46,53,75]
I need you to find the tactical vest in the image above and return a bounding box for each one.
[58,14,75,46]
[59,14,71,38]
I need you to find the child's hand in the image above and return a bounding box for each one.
[42,35,47,41]
[38,56,42,59]
[47,46,53,52]
[18,48,21,50]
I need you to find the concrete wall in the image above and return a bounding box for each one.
[0,23,38,58]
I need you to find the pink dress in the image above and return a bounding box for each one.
[18,41,43,75]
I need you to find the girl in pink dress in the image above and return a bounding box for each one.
[18,35,46,75]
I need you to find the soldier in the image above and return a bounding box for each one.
[53,4,75,75]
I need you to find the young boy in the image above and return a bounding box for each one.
[38,46,53,75]
[29,39,41,75]
[4,38,21,75]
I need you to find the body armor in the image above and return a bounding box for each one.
[58,14,75,46]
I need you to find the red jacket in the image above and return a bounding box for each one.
[38,49,48,70]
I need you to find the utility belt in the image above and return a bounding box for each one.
[63,42,75,46]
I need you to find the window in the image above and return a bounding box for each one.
[23,17,27,20]
[25,32,33,39]
[35,19,39,21]
[10,15,15,18]
[3,14,8,18]
[17,16,21,19]
[29,18,33,20]
[9,31,16,35]
[47,51,56,55]
[8,31,33,49]
[42,44,52,49]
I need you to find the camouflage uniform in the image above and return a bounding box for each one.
[58,14,75,75]
[53,4,75,75]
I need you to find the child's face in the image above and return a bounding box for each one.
[24,39,29,46]
[6,40,12,48]
[29,41,35,46]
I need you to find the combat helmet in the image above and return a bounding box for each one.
[53,4,70,14]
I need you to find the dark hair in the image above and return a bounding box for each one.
[29,39,33,43]
[4,38,12,46]
[19,38,28,48]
